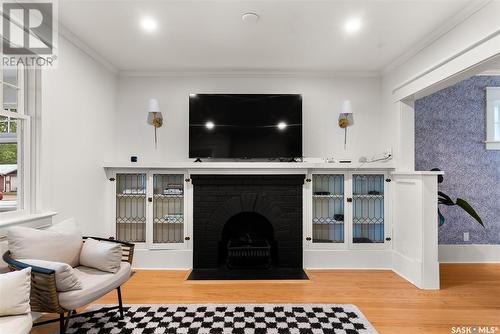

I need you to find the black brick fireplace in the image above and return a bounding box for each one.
[190,174,305,279]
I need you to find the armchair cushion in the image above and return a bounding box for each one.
[0,267,31,316]
[79,238,122,273]
[0,313,32,334]
[7,226,82,267]
[19,259,82,292]
[47,218,82,236]
[58,262,131,310]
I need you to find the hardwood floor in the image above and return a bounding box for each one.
[31,264,500,334]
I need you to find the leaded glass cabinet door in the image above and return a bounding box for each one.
[149,173,188,249]
[115,173,147,243]
[311,174,345,246]
[351,173,387,247]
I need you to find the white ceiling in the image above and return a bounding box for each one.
[58,0,474,73]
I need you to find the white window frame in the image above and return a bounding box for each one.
[0,63,32,219]
[485,87,500,150]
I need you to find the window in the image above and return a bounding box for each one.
[485,87,500,150]
[0,63,29,215]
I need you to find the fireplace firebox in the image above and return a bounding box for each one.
[189,174,306,280]
[222,212,275,269]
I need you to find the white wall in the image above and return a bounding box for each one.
[382,1,500,170]
[113,75,389,164]
[40,36,117,236]
[382,1,500,268]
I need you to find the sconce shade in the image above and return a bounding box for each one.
[147,98,163,126]
[147,98,163,149]
[338,99,354,150]
[341,100,353,114]
[148,98,160,112]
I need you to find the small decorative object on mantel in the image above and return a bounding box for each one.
[147,98,163,149]
[338,100,354,150]
[432,168,484,228]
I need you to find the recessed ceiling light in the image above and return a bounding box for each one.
[140,16,158,33]
[277,122,287,130]
[344,17,362,34]
[242,12,259,23]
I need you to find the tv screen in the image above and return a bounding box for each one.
[189,94,302,159]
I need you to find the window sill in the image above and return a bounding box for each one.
[485,141,500,150]
[0,211,58,238]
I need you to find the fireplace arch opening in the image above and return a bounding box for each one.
[219,212,277,269]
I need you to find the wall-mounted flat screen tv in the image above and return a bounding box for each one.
[189,94,302,159]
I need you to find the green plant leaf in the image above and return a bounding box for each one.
[438,191,455,206]
[456,198,484,227]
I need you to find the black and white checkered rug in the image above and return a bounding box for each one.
[67,304,378,334]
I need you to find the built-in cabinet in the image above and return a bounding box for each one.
[305,171,391,250]
[105,165,442,289]
[110,168,391,251]
[113,170,190,249]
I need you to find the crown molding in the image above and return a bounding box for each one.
[57,23,119,75]
[477,68,500,76]
[477,70,500,76]
[382,0,492,75]
[118,69,381,78]
[392,28,500,98]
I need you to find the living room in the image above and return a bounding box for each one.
[0,1,499,333]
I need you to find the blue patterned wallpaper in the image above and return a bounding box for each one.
[415,76,500,244]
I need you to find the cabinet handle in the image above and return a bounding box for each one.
[185,236,191,241]
[385,178,392,182]
[305,178,312,183]
[185,178,191,183]
[148,197,153,202]
[306,237,312,241]
[109,177,115,182]
[385,237,392,241]
[346,197,353,203]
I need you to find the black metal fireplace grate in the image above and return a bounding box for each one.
[226,235,271,269]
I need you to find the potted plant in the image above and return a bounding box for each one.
[432,168,484,227]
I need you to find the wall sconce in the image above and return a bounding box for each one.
[338,100,354,150]
[146,98,163,149]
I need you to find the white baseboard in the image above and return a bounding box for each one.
[391,250,440,290]
[304,249,392,269]
[439,244,500,263]
[132,249,193,269]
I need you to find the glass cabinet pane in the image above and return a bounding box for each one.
[352,174,384,243]
[312,174,344,243]
[153,174,184,243]
[116,173,146,242]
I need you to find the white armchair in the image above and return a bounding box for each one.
[4,235,135,334]
[0,267,33,334]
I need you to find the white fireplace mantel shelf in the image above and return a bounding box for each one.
[103,161,396,170]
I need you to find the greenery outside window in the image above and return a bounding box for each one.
[0,63,29,216]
